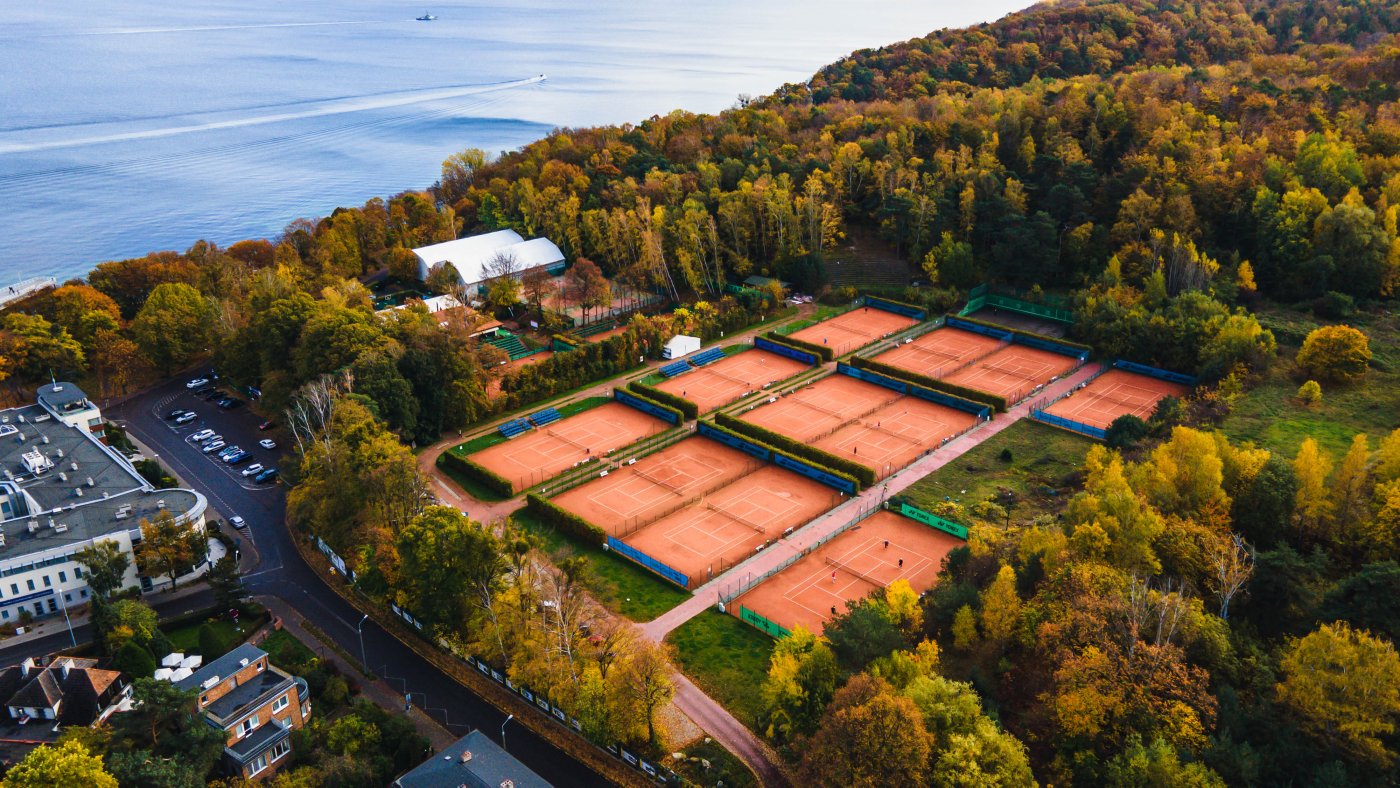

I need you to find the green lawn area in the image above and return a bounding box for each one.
[666,736,757,788]
[511,509,689,621]
[774,304,851,336]
[166,613,263,659]
[901,420,1093,522]
[665,610,775,729]
[1221,305,1400,457]
[449,396,612,457]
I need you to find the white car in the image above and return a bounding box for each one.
[202,440,226,454]
[185,378,209,389]
[229,515,246,529]
[175,412,197,425]
[240,463,264,477]
[258,439,277,450]
[190,429,215,442]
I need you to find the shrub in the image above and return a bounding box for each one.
[1297,379,1323,405]
[998,448,1013,463]
[197,623,231,660]
[709,415,870,488]
[628,381,698,420]
[437,451,514,498]
[1105,415,1151,450]
[1312,291,1355,320]
[524,493,607,546]
[765,331,834,362]
[110,640,157,678]
[849,356,1007,412]
[1296,324,1371,384]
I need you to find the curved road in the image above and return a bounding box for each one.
[107,379,612,788]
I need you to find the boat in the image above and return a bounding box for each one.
[416,12,437,21]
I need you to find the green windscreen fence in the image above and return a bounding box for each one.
[740,605,791,639]
[898,503,969,540]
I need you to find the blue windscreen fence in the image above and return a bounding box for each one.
[836,363,992,420]
[1112,360,1198,387]
[863,296,926,320]
[1030,409,1107,441]
[754,336,819,365]
[608,536,688,587]
[613,389,682,425]
[945,316,1014,341]
[1015,334,1090,361]
[696,422,857,495]
[698,421,771,460]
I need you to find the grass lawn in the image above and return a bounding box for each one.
[901,420,1093,522]
[1222,305,1400,456]
[449,396,612,457]
[774,304,851,336]
[511,509,689,621]
[666,736,757,788]
[166,613,263,659]
[665,610,775,729]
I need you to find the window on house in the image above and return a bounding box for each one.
[58,571,66,583]
[256,661,265,672]
[74,566,83,578]
[42,576,50,588]
[271,694,289,713]
[1,610,8,620]
[269,739,291,763]
[237,714,259,738]
[8,584,15,595]
[80,589,88,599]
[199,694,207,706]
[249,754,268,776]
[64,593,71,603]
[25,580,34,591]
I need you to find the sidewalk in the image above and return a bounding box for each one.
[639,361,1105,640]
[255,595,458,751]
[0,578,213,653]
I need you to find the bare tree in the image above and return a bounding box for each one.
[521,265,554,316]
[284,372,351,456]
[1205,532,1254,621]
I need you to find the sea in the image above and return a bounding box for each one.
[0,1,1030,282]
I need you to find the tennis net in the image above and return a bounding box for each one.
[546,429,589,451]
[980,361,1042,383]
[824,555,884,588]
[633,466,686,495]
[859,419,923,445]
[904,342,964,363]
[706,502,767,534]
[704,365,751,388]
[792,397,847,420]
[837,323,876,338]
[1084,387,1157,411]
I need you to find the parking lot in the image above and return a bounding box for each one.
[147,378,284,495]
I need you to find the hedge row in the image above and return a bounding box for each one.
[712,412,874,487]
[765,331,834,362]
[524,493,607,547]
[438,451,515,497]
[615,388,685,424]
[864,295,925,313]
[552,333,585,349]
[850,356,1008,413]
[628,381,699,420]
[948,313,1093,353]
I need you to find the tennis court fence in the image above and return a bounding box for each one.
[717,497,881,604]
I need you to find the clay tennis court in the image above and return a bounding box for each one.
[733,510,963,635]
[787,306,918,357]
[872,326,1004,378]
[653,348,809,413]
[471,402,667,491]
[624,465,840,586]
[945,344,1082,404]
[1043,368,1189,430]
[551,437,758,534]
[739,374,980,479]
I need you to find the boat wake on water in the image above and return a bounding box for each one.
[0,76,546,156]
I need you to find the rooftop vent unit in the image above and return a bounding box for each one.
[459,750,473,764]
[0,533,6,547]
[156,499,166,509]
[239,658,249,668]
[69,462,77,472]
[101,492,109,499]
[57,472,67,482]
[26,520,37,534]
[48,517,54,529]
[16,414,24,423]
[54,449,63,458]
[86,477,94,487]
[74,488,82,498]
[1,415,8,423]
[32,414,49,423]
[115,504,132,519]
[202,676,220,690]
[20,448,51,475]
[40,435,49,444]
[53,523,67,533]
[16,432,24,442]
[0,424,15,437]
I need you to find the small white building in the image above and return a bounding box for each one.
[663,335,701,360]
[413,229,566,293]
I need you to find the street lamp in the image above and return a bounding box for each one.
[501,714,514,751]
[356,614,369,673]
[58,590,76,648]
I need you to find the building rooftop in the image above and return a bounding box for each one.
[413,230,565,286]
[395,729,552,788]
[34,382,94,415]
[225,718,290,764]
[176,644,265,695]
[0,403,203,564]
[203,666,292,723]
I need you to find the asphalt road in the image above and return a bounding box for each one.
[105,378,610,787]
[0,588,215,666]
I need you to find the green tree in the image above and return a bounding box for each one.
[1105,415,1150,450]
[393,507,503,635]
[798,674,933,787]
[207,554,246,611]
[425,261,461,295]
[923,232,979,288]
[824,597,907,671]
[1276,622,1400,767]
[1103,735,1225,787]
[1296,379,1322,405]
[760,625,840,742]
[326,714,381,757]
[1,739,117,788]
[95,598,159,655]
[75,540,131,600]
[136,511,205,589]
[110,639,157,679]
[129,282,211,373]
[979,565,1021,645]
[1296,325,1371,384]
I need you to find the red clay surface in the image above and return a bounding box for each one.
[625,466,841,586]
[1043,368,1189,430]
[787,307,917,357]
[872,327,1004,378]
[733,510,962,635]
[738,374,980,479]
[470,402,667,491]
[654,349,810,413]
[945,344,1082,404]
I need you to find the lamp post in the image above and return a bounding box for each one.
[356,614,369,673]
[501,714,514,752]
[58,589,76,648]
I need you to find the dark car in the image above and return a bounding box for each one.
[218,398,244,410]
[204,390,226,401]
[193,384,217,395]
[224,450,252,465]
[254,467,279,484]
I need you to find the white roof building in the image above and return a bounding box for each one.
[413,229,566,287]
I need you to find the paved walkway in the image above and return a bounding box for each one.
[638,362,1104,640]
[671,673,790,787]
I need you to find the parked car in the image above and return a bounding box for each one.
[190,429,215,442]
[201,440,226,454]
[254,468,279,484]
[204,389,226,400]
[174,411,198,425]
[224,451,252,465]
[258,420,274,431]
[217,445,242,460]
[217,398,244,410]
[258,439,277,450]
[240,463,264,477]
[200,434,223,446]
[193,384,216,395]
[165,409,190,420]
[229,515,246,529]
[185,378,209,389]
